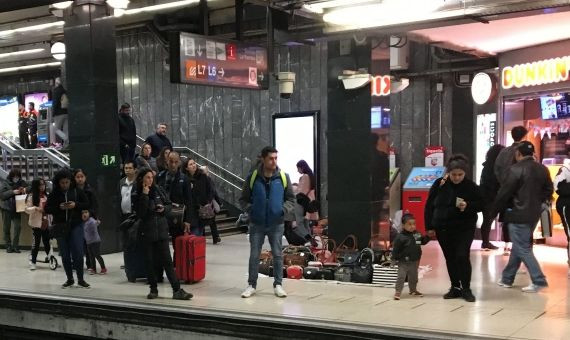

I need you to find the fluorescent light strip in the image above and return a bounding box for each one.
[0,61,61,74]
[0,21,65,37]
[0,48,44,59]
[304,0,377,14]
[122,0,199,16]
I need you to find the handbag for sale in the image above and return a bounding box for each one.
[372,262,399,286]
[351,248,375,284]
[258,250,273,276]
[312,237,337,264]
[334,266,352,282]
[336,235,359,266]
[286,265,303,279]
[283,245,313,267]
[303,266,320,280]
[198,201,216,220]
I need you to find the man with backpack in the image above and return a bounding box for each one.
[239,146,295,298]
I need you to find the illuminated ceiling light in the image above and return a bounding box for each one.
[0,62,62,74]
[0,21,65,37]
[107,0,130,9]
[323,0,444,29]
[51,1,73,10]
[303,0,377,14]
[122,0,199,16]
[51,42,66,60]
[0,48,44,59]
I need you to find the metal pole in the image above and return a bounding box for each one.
[438,91,443,146]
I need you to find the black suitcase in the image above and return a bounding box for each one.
[123,246,147,283]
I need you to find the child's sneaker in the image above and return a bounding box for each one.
[394,292,401,300]
[100,268,107,275]
[88,269,96,275]
[409,291,423,297]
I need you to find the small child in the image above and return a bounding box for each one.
[82,210,107,275]
[392,213,430,300]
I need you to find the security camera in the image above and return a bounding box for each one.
[277,72,295,99]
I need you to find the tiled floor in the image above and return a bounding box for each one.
[1,235,570,339]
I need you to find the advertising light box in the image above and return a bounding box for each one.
[170,32,269,90]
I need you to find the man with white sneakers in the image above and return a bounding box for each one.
[492,141,553,293]
[239,146,295,298]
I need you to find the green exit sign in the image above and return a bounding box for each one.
[101,154,117,167]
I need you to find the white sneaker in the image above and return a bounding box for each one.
[241,285,256,298]
[29,261,36,271]
[522,283,547,293]
[274,285,287,298]
[497,280,513,288]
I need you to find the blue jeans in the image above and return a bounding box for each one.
[58,224,85,281]
[248,223,284,288]
[502,223,547,286]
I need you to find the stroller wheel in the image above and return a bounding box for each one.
[49,256,58,270]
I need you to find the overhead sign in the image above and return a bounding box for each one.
[471,72,495,105]
[371,75,390,96]
[502,55,570,90]
[170,32,269,90]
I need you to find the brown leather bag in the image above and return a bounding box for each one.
[282,246,311,267]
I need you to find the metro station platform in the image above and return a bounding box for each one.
[1,235,569,340]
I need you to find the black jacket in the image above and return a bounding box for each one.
[425,178,483,231]
[45,188,90,228]
[0,177,28,211]
[80,184,98,219]
[555,166,570,209]
[118,113,137,148]
[480,160,500,202]
[156,169,192,224]
[392,230,430,262]
[52,84,67,117]
[494,143,518,183]
[144,133,172,158]
[492,157,553,225]
[132,185,171,243]
[189,170,215,220]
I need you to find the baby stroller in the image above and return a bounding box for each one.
[28,238,59,270]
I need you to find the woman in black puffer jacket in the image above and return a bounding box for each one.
[479,144,505,250]
[425,154,483,303]
[131,167,192,301]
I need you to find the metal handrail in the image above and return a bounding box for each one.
[14,149,69,168]
[136,135,245,183]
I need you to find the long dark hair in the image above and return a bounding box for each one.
[136,167,155,194]
[485,144,505,164]
[7,168,22,182]
[156,146,171,169]
[52,169,75,193]
[72,168,90,190]
[30,178,46,207]
[296,160,316,190]
[182,157,202,179]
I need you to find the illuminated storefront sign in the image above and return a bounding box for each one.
[371,75,390,96]
[502,55,570,90]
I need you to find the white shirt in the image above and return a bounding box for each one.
[121,178,135,214]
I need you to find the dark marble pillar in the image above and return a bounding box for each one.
[327,41,373,249]
[64,1,121,254]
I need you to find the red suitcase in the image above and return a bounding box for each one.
[175,233,206,283]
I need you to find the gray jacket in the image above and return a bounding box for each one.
[494,143,519,183]
[0,178,27,212]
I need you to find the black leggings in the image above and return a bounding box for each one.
[145,239,180,293]
[556,203,570,263]
[480,204,494,244]
[436,226,475,290]
[31,228,51,263]
[87,242,106,271]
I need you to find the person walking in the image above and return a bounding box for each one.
[18,103,29,149]
[118,103,137,164]
[45,169,91,288]
[479,144,505,250]
[240,146,295,298]
[296,160,319,225]
[183,158,221,244]
[493,141,553,293]
[0,169,27,253]
[554,159,570,277]
[52,78,69,148]
[131,167,192,300]
[425,154,483,302]
[25,179,51,270]
[494,126,528,254]
[27,102,38,149]
[144,123,172,158]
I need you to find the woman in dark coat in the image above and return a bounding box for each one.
[131,167,192,300]
[183,158,221,244]
[73,168,99,272]
[0,168,27,253]
[479,144,505,250]
[425,154,483,303]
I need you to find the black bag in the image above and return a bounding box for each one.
[334,266,352,282]
[49,221,70,239]
[284,222,308,246]
[303,266,320,280]
[168,203,185,226]
[319,268,336,280]
[352,248,375,283]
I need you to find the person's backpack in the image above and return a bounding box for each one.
[249,169,287,190]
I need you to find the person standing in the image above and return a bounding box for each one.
[425,154,483,302]
[554,159,570,277]
[144,123,172,158]
[479,144,505,250]
[494,126,528,254]
[0,169,27,253]
[131,167,192,300]
[135,143,158,173]
[118,103,137,164]
[18,103,29,149]
[52,78,69,148]
[74,169,98,270]
[493,141,553,293]
[296,160,319,224]
[45,169,91,288]
[83,210,107,275]
[25,179,51,270]
[27,102,38,149]
[119,161,137,219]
[240,146,295,298]
[155,147,171,173]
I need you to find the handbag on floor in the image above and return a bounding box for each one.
[334,266,352,282]
[336,235,359,266]
[286,265,303,279]
[352,248,375,283]
[372,262,399,286]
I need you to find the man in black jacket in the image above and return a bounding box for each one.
[118,103,137,164]
[156,152,192,259]
[145,123,172,158]
[492,141,553,293]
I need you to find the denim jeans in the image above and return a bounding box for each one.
[248,223,284,289]
[2,210,21,250]
[502,223,547,286]
[58,224,85,281]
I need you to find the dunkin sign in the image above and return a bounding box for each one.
[502,55,570,90]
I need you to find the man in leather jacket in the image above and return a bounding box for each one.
[492,141,553,293]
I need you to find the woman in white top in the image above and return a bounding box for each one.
[25,178,51,270]
[296,160,319,223]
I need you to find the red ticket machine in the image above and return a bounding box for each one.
[402,167,445,233]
